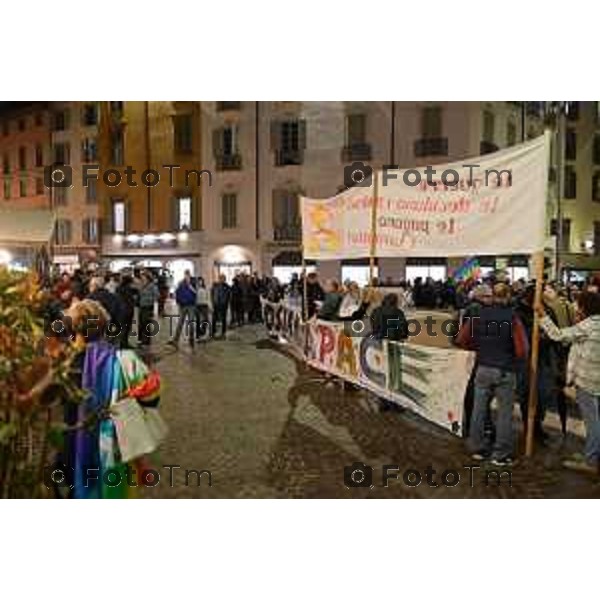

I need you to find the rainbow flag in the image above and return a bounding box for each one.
[452,257,481,281]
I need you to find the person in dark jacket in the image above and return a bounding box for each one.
[211,274,231,338]
[116,275,138,349]
[137,271,159,347]
[370,293,409,341]
[87,276,126,344]
[231,276,244,328]
[371,293,408,411]
[303,272,325,319]
[317,279,343,320]
[515,283,571,440]
[169,270,197,349]
[157,273,169,318]
[247,275,261,323]
[456,283,528,465]
[454,284,490,436]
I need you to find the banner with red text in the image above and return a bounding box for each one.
[301,134,549,259]
[261,299,476,436]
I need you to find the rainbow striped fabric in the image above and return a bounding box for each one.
[451,256,481,281]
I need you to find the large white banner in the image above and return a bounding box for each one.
[261,299,476,436]
[301,134,549,259]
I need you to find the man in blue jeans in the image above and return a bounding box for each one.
[168,270,197,349]
[456,283,528,466]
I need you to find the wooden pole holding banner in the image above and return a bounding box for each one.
[525,251,545,457]
[369,170,379,286]
[525,130,552,458]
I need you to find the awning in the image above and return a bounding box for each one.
[0,208,56,245]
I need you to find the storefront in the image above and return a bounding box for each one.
[271,251,315,284]
[493,255,530,281]
[405,258,447,283]
[210,245,257,283]
[0,208,55,275]
[561,252,600,284]
[102,231,202,288]
[53,254,81,274]
[341,258,378,287]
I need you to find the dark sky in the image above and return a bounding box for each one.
[0,101,35,114]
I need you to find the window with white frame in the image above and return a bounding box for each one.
[178,197,192,230]
[112,200,126,234]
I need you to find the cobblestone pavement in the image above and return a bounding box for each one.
[140,322,600,499]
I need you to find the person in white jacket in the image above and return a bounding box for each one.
[536,290,600,475]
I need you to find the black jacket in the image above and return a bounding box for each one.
[371,305,409,341]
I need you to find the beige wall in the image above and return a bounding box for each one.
[51,101,101,258]
[560,101,600,254]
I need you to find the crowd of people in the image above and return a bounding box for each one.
[43,266,600,477]
[45,268,279,350]
[265,270,600,475]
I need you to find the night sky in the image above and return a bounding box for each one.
[0,101,36,114]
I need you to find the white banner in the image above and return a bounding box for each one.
[301,134,549,259]
[261,299,476,436]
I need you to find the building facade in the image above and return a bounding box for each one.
[2,101,598,282]
[199,101,549,284]
[0,102,52,268]
[97,101,206,283]
[49,101,102,271]
[552,101,600,279]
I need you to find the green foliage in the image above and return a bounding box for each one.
[0,266,83,498]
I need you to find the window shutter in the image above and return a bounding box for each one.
[298,119,307,149]
[270,121,281,150]
[234,125,240,154]
[125,200,130,234]
[291,192,300,225]
[109,200,115,233]
[272,189,282,227]
[221,194,227,228]
[171,197,179,231]
[212,128,223,158]
[190,195,197,231]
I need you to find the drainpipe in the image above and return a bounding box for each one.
[145,101,152,230]
[255,101,260,241]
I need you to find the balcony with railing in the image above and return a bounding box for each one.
[342,142,372,162]
[217,101,241,111]
[273,223,302,242]
[480,140,499,155]
[215,153,242,171]
[414,137,448,158]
